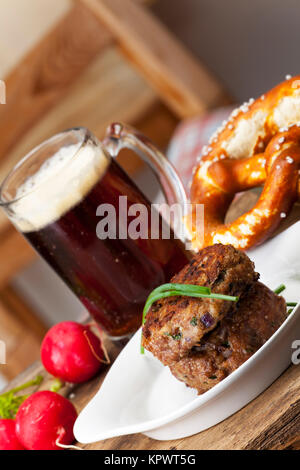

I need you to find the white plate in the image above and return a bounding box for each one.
[74,222,300,443]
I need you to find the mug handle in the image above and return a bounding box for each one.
[102,122,190,243]
[103,122,188,212]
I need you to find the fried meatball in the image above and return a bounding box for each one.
[142,244,287,395]
[169,282,286,394]
[142,244,258,365]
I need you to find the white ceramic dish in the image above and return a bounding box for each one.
[74,222,300,443]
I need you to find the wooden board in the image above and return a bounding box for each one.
[2,192,300,448]
[0,46,178,286]
[3,337,300,450]
[0,0,154,163]
[82,0,230,118]
[0,286,47,381]
[0,2,111,162]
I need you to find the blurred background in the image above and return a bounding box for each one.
[0,0,299,388]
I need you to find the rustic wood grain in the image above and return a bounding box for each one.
[0,2,112,163]
[0,47,157,180]
[0,227,36,289]
[0,47,178,286]
[0,291,47,381]
[3,190,300,448]
[4,341,299,449]
[0,286,47,340]
[81,0,230,118]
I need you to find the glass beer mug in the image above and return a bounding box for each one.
[0,124,190,339]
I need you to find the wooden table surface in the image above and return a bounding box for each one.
[5,333,300,451]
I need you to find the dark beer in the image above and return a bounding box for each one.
[1,129,190,338]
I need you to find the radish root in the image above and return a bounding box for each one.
[83,328,110,365]
[56,428,82,450]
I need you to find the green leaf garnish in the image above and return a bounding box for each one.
[273,286,297,313]
[190,317,198,326]
[140,283,239,354]
[0,375,43,419]
[50,377,64,393]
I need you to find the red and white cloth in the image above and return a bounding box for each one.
[167,106,235,195]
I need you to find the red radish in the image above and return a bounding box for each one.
[41,321,105,383]
[0,419,25,450]
[15,391,77,450]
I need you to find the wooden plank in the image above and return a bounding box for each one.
[0,1,112,162]
[0,99,178,286]
[0,1,71,78]
[0,0,156,165]
[0,227,36,289]
[118,101,178,175]
[81,0,230,118]
[3,351,300,449]
[0,293,46,381]
[0,0,154,79]
[0,48,157,181]
[79,365,300,450]
[0,49,179,285]
[0,46,178,179]
[0,211,9,234]
[172,365,300,450]
[0,286,47,339]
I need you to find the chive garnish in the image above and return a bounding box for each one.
[171,333,182,341]
[274,284,286,295]
[273,285,297,311]
[148,283,211,297]
[140,283,239,354]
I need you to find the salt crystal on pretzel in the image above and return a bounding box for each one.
[188,76,300,251]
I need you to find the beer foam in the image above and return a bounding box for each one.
[8,143,109,232]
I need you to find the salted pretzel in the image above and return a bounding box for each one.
[188,75,300,251]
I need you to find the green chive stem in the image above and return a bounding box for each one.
[140,283,239,354]
[0,375,43,397]
[274,284,286,295]
[148,283,211,296]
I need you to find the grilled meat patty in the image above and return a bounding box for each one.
[169,282,286,393]
[142,244,286,394]
[142,244,258,365]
